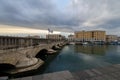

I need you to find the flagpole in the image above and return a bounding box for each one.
[47,28,50,44]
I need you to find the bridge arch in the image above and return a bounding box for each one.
[57,44,62,47]
[52,45,61,50]
[35,49,48,61]
[0,63,16,71]
[52,45,56,50]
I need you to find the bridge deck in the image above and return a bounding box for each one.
[8,64,120,80]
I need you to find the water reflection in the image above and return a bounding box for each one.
[75,45,107,55]
[43,45,120,73]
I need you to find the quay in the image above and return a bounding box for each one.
[8,64,120,80]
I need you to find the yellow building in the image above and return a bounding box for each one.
[75,30,106,42]
[106,35,118,42]
[46,34,65,40]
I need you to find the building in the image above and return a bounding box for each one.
[68,35,75,41]
[118,37,120,42]
[75,30,106,42]
[46,34,65,40]
[106,35,118,42]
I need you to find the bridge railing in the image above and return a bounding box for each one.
[0,36,66,53]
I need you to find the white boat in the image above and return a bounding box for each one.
[69,42,75,45]
[82,42,88,45]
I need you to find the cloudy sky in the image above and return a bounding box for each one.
[0,0,120,36]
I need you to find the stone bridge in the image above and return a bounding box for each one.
[0,36,67,74]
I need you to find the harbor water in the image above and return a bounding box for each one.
[43,45,120,73]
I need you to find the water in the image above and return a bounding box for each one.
[8,45,120,79]
[43,45,120,73]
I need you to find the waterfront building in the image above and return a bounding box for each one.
[75,30,106,42]
[106,35,118,42]
[46,34,65,40]
[68,35,75,41]
[117,37,120,41]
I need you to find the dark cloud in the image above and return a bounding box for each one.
[0,0,77,30]
[0,0,120,34]
[95,17,120,30]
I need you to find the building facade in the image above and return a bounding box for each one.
[118,37,120,42]
[106,35,118,42]
[68,35,75,41]
[46,34,65,40]
[75,30,106,42]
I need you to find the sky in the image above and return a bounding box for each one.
[0,0,120,36]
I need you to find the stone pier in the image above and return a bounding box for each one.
[8,64,120,80]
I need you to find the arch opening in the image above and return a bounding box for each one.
[0,63,16,72]
[52,46,56,50]
[52,45,61,50]
[35,49,48,61]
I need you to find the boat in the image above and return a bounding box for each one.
[69,42,75,45]
[82,42,88,45]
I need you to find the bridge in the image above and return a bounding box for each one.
[0,36,67,75]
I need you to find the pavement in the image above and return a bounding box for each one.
[1,64,120,80]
